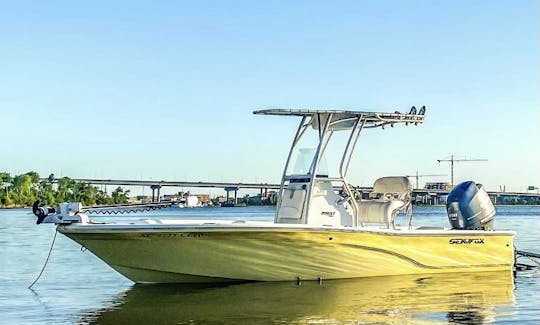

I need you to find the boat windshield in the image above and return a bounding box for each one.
[291,148,329,176]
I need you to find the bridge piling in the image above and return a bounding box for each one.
[150,185,161,202]
[224,186,239,206]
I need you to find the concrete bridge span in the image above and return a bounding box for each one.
[43,178,540,205]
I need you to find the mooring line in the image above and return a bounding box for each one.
[28,229,58,289]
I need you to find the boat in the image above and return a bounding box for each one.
[169,203,185,208]
[32,107,516,283]
[220,202,247,207]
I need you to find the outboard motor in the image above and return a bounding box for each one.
[446,181,495,230]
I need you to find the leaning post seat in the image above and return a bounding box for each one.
[358,176,412,228]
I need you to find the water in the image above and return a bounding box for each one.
[1,206,538,324]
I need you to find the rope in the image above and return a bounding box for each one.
[516,249,540,267]
[28,229,58,289]
[516,249,540,259]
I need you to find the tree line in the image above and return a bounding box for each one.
[0,171,130,208]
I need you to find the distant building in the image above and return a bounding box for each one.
[213,196,228,204]
[162,194,183,202]
[247,195,263,205]
[424,182,452,191]
[127,196,142,204]
[160,192,209,205]
[136,195,153,203]
[185,195,199,207]
[195,194,210,205]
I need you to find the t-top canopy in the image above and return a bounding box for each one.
[254,107,425,130]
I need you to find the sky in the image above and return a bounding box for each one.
[1,0,538,194]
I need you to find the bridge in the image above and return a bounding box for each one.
[44,178,540,205]
[44,178,372,203]
[46,178,283,203]
[411,188,540,205]
[64,178,281,189]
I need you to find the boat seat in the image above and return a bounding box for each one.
[359,200,405,227]
[358,176,412,228]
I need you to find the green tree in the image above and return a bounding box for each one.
[111,187,130,204]
[73,182,98,205]
[96,188,113,205]
[0,172,12,185]
[25,171,40,184]
[37,179,56,206]
[0,172,13,205]
[10,173,39,206]
[0,172,131,208]
[56,177,75,203]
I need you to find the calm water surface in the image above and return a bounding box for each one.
[1,206,539,324]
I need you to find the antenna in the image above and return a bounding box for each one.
[404,171,447,189]
[436,155,487,187]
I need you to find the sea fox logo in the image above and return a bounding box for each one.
[449,238,485,244]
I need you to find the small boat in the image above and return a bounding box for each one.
[220,202,247,207]
[32,108,515,283]
[169,203,185,208]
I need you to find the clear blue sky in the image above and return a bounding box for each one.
[1,0,538,193]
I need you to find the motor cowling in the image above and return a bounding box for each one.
[446,181,495,230]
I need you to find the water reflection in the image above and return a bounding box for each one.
[80,271,514,324]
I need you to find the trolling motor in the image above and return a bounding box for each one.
[32,200,89,225]
[32,200,56,224]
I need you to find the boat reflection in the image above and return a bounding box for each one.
[81,271,514,324]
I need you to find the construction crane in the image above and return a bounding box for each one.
[437,155,488,187]
[404,171,446,189]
